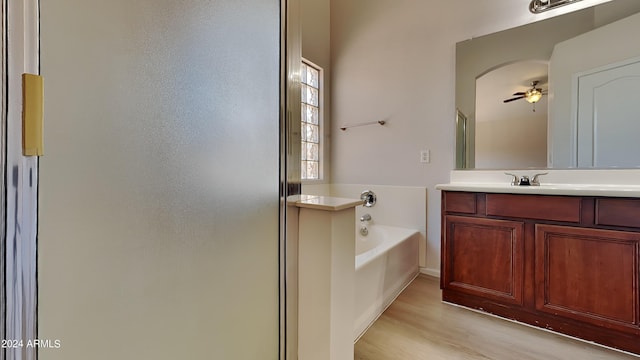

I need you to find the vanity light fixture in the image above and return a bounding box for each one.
[529,0,584,14]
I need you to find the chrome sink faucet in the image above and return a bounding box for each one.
[505,172,548,186]
[531,172,548,186]
[505,173,520,186]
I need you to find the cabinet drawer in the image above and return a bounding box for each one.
[596,198,640,228]
[443,192,476,214]
[486,194,581,223]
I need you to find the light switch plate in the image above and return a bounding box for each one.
[420,150,430,163]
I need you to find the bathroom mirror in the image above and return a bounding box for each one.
[456,0,640,169]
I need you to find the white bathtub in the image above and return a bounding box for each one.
[354,224,420,341]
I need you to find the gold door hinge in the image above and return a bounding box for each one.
[22,73,44,156]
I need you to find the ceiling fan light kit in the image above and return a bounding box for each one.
[503,80,546,104]
[525,89,543,103]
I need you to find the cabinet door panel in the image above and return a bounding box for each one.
[535,224,640,333]
[443,216,524,305]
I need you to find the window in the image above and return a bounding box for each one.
[301,60,322,180]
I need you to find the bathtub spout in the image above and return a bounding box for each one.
[360,214,371,236]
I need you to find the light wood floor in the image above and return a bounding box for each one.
[355,274,640,360]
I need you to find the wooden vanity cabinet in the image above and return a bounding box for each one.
[441,191,640,354]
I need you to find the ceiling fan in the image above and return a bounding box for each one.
[503,80,547,104]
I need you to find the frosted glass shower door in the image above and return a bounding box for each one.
[39,1,282,359]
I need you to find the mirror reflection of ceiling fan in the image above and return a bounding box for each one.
[503,80,547,104]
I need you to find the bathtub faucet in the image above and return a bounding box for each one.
[360,214,372,222]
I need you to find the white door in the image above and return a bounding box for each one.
[576,58,640,167]
[38,1,282,359]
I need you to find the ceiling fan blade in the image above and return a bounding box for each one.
[503,96,525,103]
[512,92,526,96]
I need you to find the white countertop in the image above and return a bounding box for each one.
[436,183,640,197]
[436,169,640,197]
[288,195,362,211]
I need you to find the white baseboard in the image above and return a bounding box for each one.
[353,270,419,343]
[420,267,440,278]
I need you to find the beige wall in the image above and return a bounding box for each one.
[329,0,612,274]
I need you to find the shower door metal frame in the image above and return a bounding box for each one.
[0,1,6,355]
[281,0,302,358]
[283,0,302,197]
[2,0,40,360]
